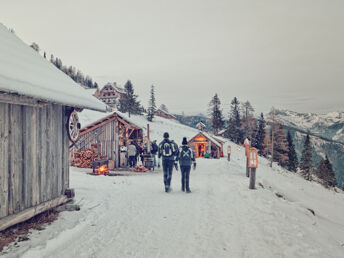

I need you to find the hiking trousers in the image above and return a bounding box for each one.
[180,166,191,191]
[162,159,174,188]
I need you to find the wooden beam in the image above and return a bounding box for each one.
[128,128,135,139]
[0,92,49,107]
[79,115,117,136]
[0,195,71,232]
[116,116,139,130]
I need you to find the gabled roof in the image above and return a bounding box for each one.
[189,131,222,148]
[0,24,107,112]
[156,108,176,118]
[78,109,143,134]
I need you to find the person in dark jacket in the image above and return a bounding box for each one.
[171,140,179,171]
[151,140,158,166]
[177,137,196,193]
[158,132,178,192]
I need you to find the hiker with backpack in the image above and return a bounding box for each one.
[158,132,178,193]
[177,137,196,193]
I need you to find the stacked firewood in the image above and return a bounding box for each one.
[73,149,106,168]
[132,165,148,172]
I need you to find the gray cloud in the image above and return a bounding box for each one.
[1,0,343,115]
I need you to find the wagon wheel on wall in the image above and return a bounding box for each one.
[67,110,81,143]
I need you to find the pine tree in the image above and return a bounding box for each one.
[300,134,312,180]
[286,131,298,172]
[262,130,272,157]
[118,80,143,117]
[267,107,278,167]
[226,97,243,144]
[272,124,289,167]
[208,94,224,134]
[252,113,266,155]
[316,156,337,187]
[242,101,254,120]
[240,101,256,141]
[147,85,157,122]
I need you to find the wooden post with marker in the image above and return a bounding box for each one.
[248,147,258,189]
[244,138,250,177]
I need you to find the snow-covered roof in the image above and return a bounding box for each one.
[218,129,226,134]
[190,131,222,148]
[78,109,143,130]
[78,108,199,145]
[0,24,108,112]
[156,108,176,118]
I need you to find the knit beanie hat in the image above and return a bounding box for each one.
[182,137,188,145]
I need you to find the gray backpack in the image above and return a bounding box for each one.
[162,141,175,157]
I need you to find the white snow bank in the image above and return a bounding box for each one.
[0,24,107,112]
[2,118,344,258]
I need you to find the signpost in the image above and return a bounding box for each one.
[244,138,250,177]
[227,145,231,161]
[248,147,258,189]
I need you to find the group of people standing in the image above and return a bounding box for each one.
[127,140,159,168]
[158,132,196,193]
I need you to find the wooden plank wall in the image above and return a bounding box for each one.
[77,121,115,159]
[0,103,70,219]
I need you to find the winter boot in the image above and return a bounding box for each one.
[186,189,191,193]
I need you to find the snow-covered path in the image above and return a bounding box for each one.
[3,147,344,258]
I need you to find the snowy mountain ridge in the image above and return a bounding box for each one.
[274,109,344,187]
[276,109,344,143]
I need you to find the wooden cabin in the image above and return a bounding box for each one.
[73,111,143,168]
[154,108,176,120]
[188,132,223,159]
[0,24,108,231]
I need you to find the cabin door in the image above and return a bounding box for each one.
[196,142,207,158]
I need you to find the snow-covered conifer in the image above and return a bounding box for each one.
[208,94,224,134]
[147,85,157,122]
[300,134,313,180]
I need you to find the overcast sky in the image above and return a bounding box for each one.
[1,0,344,115]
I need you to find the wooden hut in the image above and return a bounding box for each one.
[73,110,143,168]
[188,132,223,159]
[0,24,108,231]
[154,108,176,120]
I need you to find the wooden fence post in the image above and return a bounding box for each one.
[249,168,256,189]
[246,157,249,177]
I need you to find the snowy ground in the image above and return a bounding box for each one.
[2,142,344,258]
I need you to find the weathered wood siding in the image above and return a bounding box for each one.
[76,121,115,159]
[0,103,69,219]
